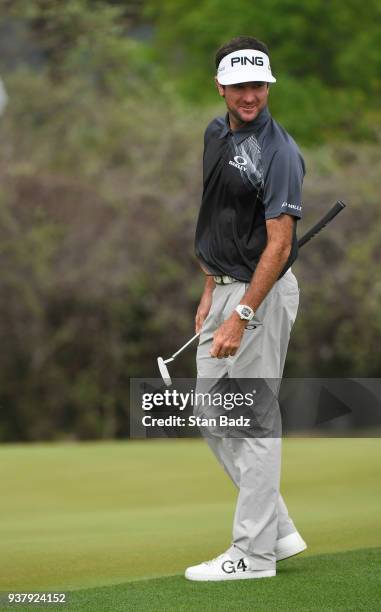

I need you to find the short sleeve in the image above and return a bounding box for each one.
[263,146,305,220]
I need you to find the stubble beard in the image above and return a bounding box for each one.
[227,104,260,129]
[228,105,246,128]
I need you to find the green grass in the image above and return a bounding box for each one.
[0,439,380,610]
[2,548,380,611]
[51,547,381,611]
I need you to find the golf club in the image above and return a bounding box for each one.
[157,332,200,386]
[157,200,346,385]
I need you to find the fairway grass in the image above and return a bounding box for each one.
[56,547,381,611]
[3,549,380,611]
[1,438,380,607]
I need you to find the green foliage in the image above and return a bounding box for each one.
[147,0,381,90]
[269,76,374,144]
[287,145,381,377]
[145,0,381,144]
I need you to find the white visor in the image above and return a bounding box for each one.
[217,49,276,85]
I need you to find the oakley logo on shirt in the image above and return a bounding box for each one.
[229,155,248,171]
[282,202,302,212]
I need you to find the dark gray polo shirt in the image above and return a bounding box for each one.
[195,106,305,281]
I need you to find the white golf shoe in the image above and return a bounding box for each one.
[185,533,307,581]
[275,531,307,561]
[185,548,275,582]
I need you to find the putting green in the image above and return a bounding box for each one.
[50,547,381,611]
[0,438,380,594]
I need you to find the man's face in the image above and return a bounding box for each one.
[215,80,269,129]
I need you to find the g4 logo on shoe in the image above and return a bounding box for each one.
[222,558,248,574]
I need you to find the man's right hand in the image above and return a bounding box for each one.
[195,277,215,334]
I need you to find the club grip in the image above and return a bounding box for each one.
[298,200,346,249]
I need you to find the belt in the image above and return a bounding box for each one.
[213,275,238,285]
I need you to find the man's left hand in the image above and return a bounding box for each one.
[210,314,246,358]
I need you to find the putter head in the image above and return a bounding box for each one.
[157,357,172,386]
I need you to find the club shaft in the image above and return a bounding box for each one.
[171,332,200,359]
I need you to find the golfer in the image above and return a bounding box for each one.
[186,36,307,581]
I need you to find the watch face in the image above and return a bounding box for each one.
[241,307,251,318]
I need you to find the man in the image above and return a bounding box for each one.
[185,36,307,581]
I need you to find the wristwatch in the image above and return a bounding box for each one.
[235,304,255,321]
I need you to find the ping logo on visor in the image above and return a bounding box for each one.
[231,56,264,67]
[217,49,276,85]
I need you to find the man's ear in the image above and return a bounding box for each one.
[214,77,225,97]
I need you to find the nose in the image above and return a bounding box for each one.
[241,86,259,103]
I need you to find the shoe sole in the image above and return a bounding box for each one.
[185,569,276,582]
[276,541,307,562]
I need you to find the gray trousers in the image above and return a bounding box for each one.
[196,269,300,570]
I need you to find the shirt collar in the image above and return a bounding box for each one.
[218,106,271,143]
